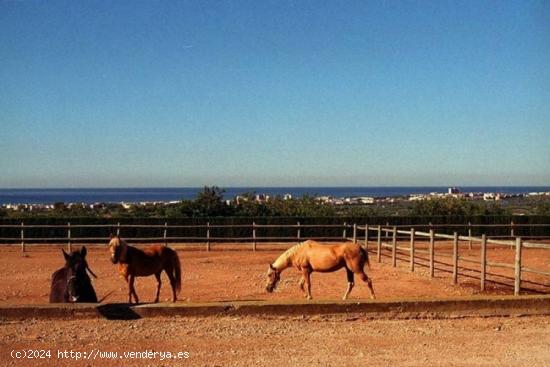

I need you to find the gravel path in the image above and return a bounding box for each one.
[1,315,549,366]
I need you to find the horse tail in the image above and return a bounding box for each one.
[360,246,371,270]
[171,249,182,294]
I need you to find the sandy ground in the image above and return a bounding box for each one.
[1,315,550,366]
[0,240,548,304]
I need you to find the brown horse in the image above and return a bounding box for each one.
[265,240,375,300]
[108,236,181,303]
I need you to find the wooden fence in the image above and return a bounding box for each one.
[1,222,548,250]
[1,221,549,296]
[0,222,354,253]
[2,221,548,243]
[357,224,550,296]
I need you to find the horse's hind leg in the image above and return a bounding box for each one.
[359,271,375,299]
[166,268,178,302]
[343,269,355,300]
[154,272,162,303]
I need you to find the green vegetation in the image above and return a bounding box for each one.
[409,197,508,217]
[2,188,549,241]
[3,186,549,219]
[535,201,550,216]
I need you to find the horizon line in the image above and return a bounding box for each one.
[1,185,550,190]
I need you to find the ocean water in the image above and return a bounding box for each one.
[0,187,548,205]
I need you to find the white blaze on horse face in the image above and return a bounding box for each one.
[108,238,118,263]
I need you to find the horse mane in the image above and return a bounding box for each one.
[273,241,307,269]
[114,236,130,263]
[116,236,128,247]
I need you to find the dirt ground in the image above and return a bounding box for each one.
[0,240,548,304]
[1,315,549,366]
[1,241,549,366]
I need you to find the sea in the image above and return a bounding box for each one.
[0,187,549,205]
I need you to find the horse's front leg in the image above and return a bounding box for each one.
[154,272,162,303]
[298,276,305,292]
[128,275,139,304]
[302,268,312,300]
[119,266,133,303]
[126,275,132,303]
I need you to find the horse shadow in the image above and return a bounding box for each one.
[96,303,143,320]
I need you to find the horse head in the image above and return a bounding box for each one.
[108,235,127,264]
[265,263,281,293]
[62,246,90,302]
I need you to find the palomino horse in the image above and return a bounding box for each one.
[108,236,182,303]
[50,246,98,303]
[265,240,375,300]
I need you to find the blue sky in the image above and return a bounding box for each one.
[1,1,549,188]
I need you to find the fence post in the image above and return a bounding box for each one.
[377,225,382,263]
[392,226,397,267]
[252,222,257,251]
[510,220,515,249]
[67,222,72,252]
[297,221,301,240]
[343,222,347,239]
[206,222,210,251]
[409,228,415,272]
[514,237,522,296]
[364,224,368,250]
[429,228,435,278]
[20,221,25,255]
[480,234,487,291]
[468,221,472,250]
[452,232,458,285]
[116,222,121,236]
[353,223,357,244]
[164,222,168,247]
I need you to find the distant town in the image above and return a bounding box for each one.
[2,187,550,214]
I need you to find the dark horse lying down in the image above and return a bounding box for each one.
[49,246,98,303]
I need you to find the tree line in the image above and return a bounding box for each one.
[2,186,550,219]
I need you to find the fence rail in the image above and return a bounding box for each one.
[2,221,356,253]
[4,223,550,246]
[360,224,550,296]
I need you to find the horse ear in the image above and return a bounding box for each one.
[109,233,114,239]
[80,246,87,257]
[62,249,70,262]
